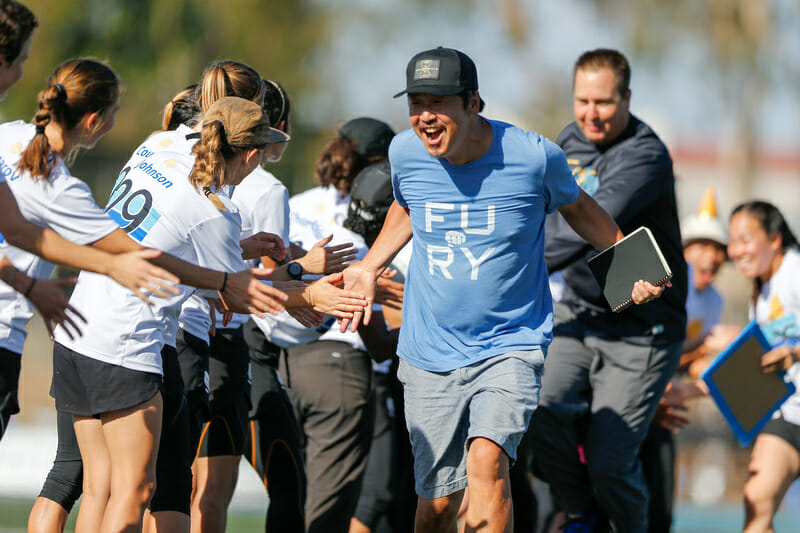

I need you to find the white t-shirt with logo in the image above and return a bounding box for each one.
[0,121,119,354]
[55,127,247,375]
[252,185,368,349]
[753,248,800,426]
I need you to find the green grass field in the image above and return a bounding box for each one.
[0,498,266,533]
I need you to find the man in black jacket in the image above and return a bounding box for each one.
[531,49,687,533]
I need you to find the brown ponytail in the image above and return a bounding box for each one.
[196,60,265,113]
[189,120,236,191]
[17,58,121,181]
[162,84,199,131]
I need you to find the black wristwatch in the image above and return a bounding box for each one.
[287,261,304,280]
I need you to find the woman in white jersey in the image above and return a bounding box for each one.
[726,201,800,533]
[0,3,179,333]
[50,96,286,533]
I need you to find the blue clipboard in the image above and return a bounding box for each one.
[701,321,796,446]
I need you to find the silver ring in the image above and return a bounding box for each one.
[247,305,253,312]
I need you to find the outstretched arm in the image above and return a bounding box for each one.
[558,189,665,305]
[340,201,412,332]
[0,183,179,304]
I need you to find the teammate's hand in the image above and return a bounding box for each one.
[297,235,358,275]
[240,232,286,262]
[27,277,86,340]
[220,268,287,317]
[375,270,404,309]
[631,279,669,305]
[307,272,367,318]
[761,344,799,374]
[338,262,379,332]
[107,248,180,305]
[653,403,690,434]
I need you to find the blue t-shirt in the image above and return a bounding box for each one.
[391,119,580,371]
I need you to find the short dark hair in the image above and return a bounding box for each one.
[0,0,37,65]
[574,48,631,98]
[459,89,485,112]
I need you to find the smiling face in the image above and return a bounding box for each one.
[684,240,727,291]
[573,66,630,146]
[0,34,32,101]
[727,211,783,281]
[408,91,477,163]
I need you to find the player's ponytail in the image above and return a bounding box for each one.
[18,83,67,181]
[197,60,265,113]
[189,120,230,191]
[18,58,121,181]
[163,84,199,131]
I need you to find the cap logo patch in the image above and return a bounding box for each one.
[414,59,440,80]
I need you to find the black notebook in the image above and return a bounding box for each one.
[587,226,672,312]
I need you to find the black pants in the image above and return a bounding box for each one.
[352,365,416,533]
[639,424,675,533]
[243,319,306,533]
[280,340,373,533]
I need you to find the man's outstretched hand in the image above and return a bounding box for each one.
[338,261,379,332]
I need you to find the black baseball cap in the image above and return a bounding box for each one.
[338,117,395,159]
[394,47,479,98]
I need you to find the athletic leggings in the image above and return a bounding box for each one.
[242,321,306,532]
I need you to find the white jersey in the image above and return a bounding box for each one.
[752,248,800,426]
[55,127,247,375]
[0,121,119,354]
[685,265,723,347]
[252,185,368,349]
[179,166,290,340]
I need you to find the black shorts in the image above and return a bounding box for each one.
[176,329,211,451]
[762,414,800,455]
[51,342,162,417]
[0,347,22,439]
[197,326,250,457]
[149,344,193,515]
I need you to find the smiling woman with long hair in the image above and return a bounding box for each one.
[726,201,800,533]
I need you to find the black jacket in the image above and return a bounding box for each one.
[545,115,687,345]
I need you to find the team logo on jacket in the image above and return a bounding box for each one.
[567,159,599,196]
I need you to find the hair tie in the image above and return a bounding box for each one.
[35,124,45,134]
[53,83,66,100]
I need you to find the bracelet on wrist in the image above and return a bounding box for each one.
[220,272,228,292]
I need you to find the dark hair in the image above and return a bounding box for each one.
[197,60,265,113]
[731,200,799,302]
[18,58,121,180]
[0,0,37,65]
[459,89,485,112]
[314,136,363,192]
[731,201,799,252]
[262,79,290,129]
[163,84,199,131]
[574,48,631,98]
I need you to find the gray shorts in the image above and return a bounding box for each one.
[397,349,544,499]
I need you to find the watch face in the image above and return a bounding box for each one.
[288,262,303,279]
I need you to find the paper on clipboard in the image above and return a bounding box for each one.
[700,321,796,446]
